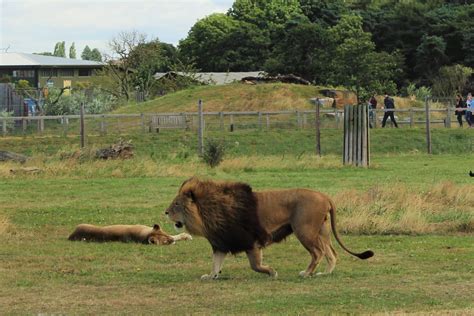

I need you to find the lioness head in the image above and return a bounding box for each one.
[165,178,205,235]
[147,224,175,245]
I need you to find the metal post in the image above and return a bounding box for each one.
[80,102,85,148]
[198,99,204,156]
[425,97,432,154]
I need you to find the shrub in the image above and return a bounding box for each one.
[202,139,225,168]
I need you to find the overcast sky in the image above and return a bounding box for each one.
[0,0,234,57]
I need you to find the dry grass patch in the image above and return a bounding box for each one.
[336,182,474,234]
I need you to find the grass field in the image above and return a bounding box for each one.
[0,127,473,314]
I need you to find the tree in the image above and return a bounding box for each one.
[179,13,240,71]
[299,0,348,26]
[431,64,473,97]
[53,41,66,57]
[81,46,102,61]
[90,48,102,62]
[328,15,399,102]
[264,20,331,83]
[101,31,147,101]
[414,35,448,84]
[81,46,92,60]
[128,39,165,100]
[69,42,76,59]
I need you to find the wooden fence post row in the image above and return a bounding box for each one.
[343,104,369,167]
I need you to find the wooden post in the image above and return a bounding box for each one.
[62,115,68,137]
[266,114,270,129]
[315,99,321,157]
[334,107,339,129]
[2,118,6,137]
[219,112,224,131]
[343,104,369,167]
[140,113,146,133]
[303,113,307,129]
[258,112,262,130]
[343,105,350,164]
[100,114,107,135]
[425,97,432,154]
[80,102,85,148]
[409,108,414,128]
[230,114,234,132]
[446,106,451,128]
[296,111,301,129]
[22,117,27,135]
[198,99,204,156]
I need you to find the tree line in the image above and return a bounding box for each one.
[176,0,474,101]
[35,41,102,61]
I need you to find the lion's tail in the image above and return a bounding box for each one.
[328,199,374,260]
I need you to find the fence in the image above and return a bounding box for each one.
[0,106,467,138]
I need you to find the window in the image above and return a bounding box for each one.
[12,70,35,78]
[40,69,58,77]
[60,69,74,77]
[78,69,91,77]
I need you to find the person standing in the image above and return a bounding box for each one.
[382,92,398,128]
[466,93,473,127]
[455,94,467,127]
[368,94,377,128]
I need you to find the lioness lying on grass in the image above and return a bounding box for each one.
[68,223,192,245]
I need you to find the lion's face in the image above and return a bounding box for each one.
[165,193,196,229]
[147,224,175,245]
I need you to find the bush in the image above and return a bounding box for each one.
[202,139,225,168]
[43,88,116,115]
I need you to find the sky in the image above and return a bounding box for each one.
[0,0,234,57]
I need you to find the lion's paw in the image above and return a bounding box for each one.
[184,233,193,240]
[299,270,312,278]
[269,269,278,279]
[200,273,218,281]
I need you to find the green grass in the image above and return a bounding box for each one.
[0,128,473,314]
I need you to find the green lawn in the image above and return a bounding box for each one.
[0,129,473,314]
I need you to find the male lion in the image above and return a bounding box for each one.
[165,177,374,279]
[68,223,192,245]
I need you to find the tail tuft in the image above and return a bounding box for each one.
[357,250,374,260]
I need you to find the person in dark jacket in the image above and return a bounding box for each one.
[382,93,398,128]
[455,94,467,127]
[368,94,377,128]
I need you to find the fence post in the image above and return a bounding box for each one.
[62,115,68,137]
[22,117,27,135]
[80,102,85,148]
[198,99,204,156]
[266,114,270,130]
[343,105,350,164]
[258,112,262,130]
[140,113,146,133]
[343,104,369,167]
[334,108,339,129]
[425,97,432,154]
[446,107,451,128]
[219,112,224,131]
[100,114,107,135]
[314,99,321,157]
[230,114,234,132]
[2,118,6,137]
[409,108,414,128]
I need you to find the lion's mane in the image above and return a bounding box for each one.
[180,178,269,254]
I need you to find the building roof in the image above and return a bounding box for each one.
[154,71,265,85]
[0,52,103,67]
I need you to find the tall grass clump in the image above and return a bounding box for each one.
[202,138,225,168]
[335,182,473,235]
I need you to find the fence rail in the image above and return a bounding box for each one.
[0,107,466,137]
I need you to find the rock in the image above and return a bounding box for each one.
[0,151,27,163]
